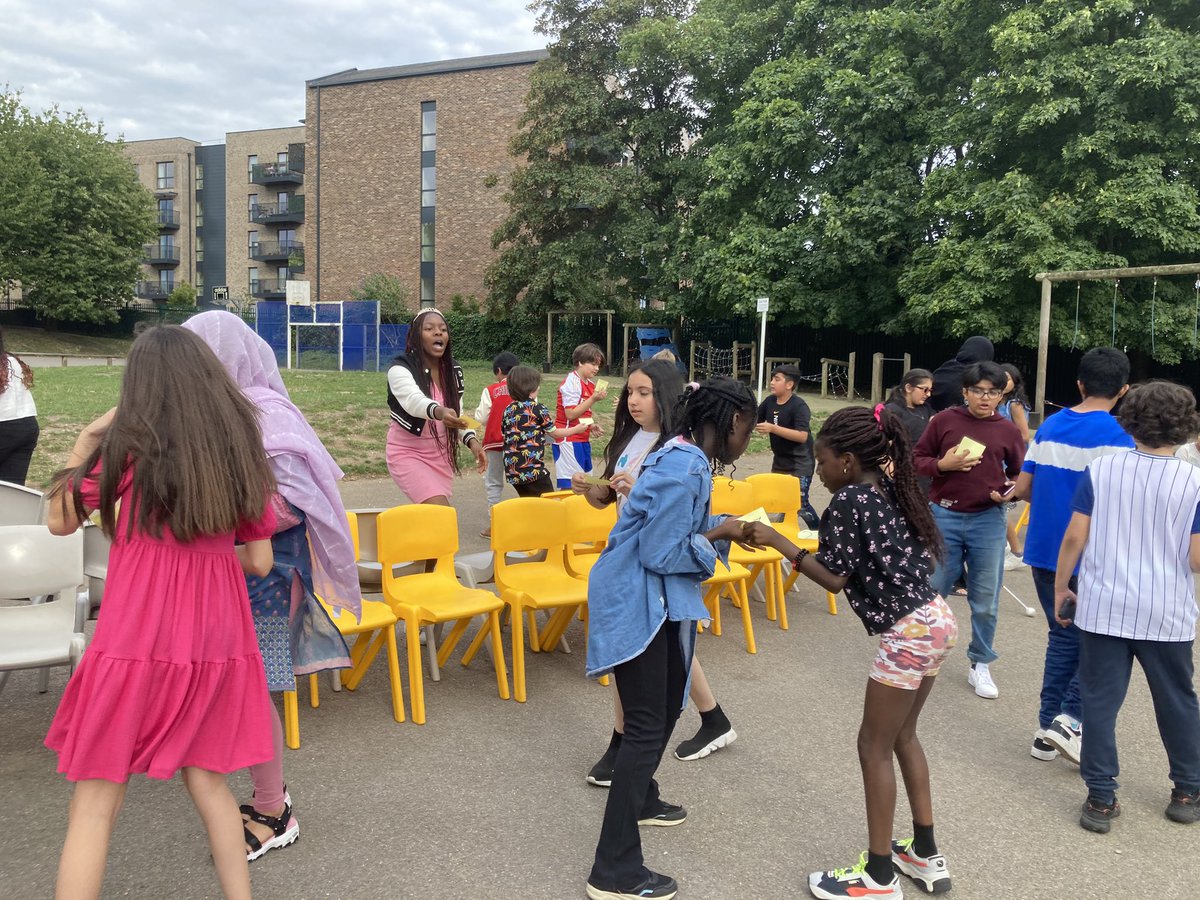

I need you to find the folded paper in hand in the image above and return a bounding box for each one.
[595,379,610,394]
[582,474,610,487]
[459,415,482,431]
[954,436,986,461]
[737,507,772,526]
[579,417,595,426]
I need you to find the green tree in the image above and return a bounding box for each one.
[349,272,412,322]
[166,280,198,309]
[487,0,698,315]
[0,92,156,323]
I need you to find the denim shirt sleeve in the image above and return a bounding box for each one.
[627,459,719,579]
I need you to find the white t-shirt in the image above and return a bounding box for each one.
[613,428,659,510]
[1175,441,1200,469]
[0,355,36,422]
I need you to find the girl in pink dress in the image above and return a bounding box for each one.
[385,309,486,504]
[45,326,278,900]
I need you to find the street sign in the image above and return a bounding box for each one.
[212,286,229,301]
[756,296,770,313]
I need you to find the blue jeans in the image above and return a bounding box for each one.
[798,475,820,529]
[929,504,1005,665]
[1030,567,1083,729]
[1078,630,1200,803]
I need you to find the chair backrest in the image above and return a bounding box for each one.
[346,511,360,560]
[0,525,83,601]
[710,478,757,517]
[746,473,802,532]
[562,494,618,547]
[377,504,460,571]
[347,508,385,563]
[0,481,45,526]
[491,498,572,586]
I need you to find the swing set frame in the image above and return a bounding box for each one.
[1033,262,1200,424]
[544,309,615,374]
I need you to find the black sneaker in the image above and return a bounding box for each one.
[638,798,687,827]
[674,719,737,761]
[1080,796,1120,833]
[587,754,615,788]
[586,871,678,900]
[1166,789,1200,824]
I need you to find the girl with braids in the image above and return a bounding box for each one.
[574,360,737,791]
[743,405,957,900]
[0,325,39,485]
[585,376,757,900]
[385,308,486,504]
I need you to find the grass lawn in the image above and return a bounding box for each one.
[24,363,822,488]
[4,327,134,357]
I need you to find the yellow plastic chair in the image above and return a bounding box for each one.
[491,497,589,703]
[281,511,405,749]
[378,505,509,725]
[1015,503,1030,540]
[701,558,757,653]
[746,473,838,618]
[710,477,786,621]
[561,494,618,580]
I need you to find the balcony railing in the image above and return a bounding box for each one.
[250,163,303,186]
[135,280,174,301]
[143,244,181,265]
[249,241,303,263]
[157,209,180,229]
[249,278,287,300]
[249,195,305,224]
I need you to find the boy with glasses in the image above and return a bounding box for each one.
[914,362,1026,698]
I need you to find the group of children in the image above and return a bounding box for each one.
[32,305,1200,900]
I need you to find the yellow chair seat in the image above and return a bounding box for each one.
[702,559,756,653]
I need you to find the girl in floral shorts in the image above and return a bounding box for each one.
[745,405,956,900]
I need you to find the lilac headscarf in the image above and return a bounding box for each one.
[184,311,361,618]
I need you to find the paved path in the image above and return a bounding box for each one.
[1,454,1195,899]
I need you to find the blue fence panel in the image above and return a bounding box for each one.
[379,324,409,369]
[255,302,287,367]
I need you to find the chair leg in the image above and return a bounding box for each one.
[0,670,10,696]
[488,610,510,700]
[783,567,800,594]
[776,563,789,631]
[437,618,472,668]
[526,609,542,653]
[283,690,300,749]
[511,601,527,703]
[826,591,838,615]
[37,666,50,694]
[345,631,386,691]
[309,673,320,708]
[405,614,426,725]
[462,616,490,666]
[425,624,441,683]
[737,580,757,655]
[384,625,406,723]
[330,670,343,692]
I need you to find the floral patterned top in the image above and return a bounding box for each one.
[814,480,939,635]
[502,399,556,486]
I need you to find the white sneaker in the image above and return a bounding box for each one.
[1003,549,1025,571]
[1031,729,1059,761]
[968,663,999,699]
[1044,714,1082,765]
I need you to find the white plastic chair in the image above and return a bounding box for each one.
[0,525,86,696]
[0,480,44,525]
[82,522,111,615]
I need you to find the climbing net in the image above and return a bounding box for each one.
[691,343,756,381]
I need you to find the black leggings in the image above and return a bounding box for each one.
[0,415,38,486]
[590,619,687,888]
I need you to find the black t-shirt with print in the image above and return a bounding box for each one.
[814,480,939,635]
[757,394,813,477]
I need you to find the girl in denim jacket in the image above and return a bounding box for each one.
[584,376,756,900]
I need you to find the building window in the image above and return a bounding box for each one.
[195,200,204,228]
[277,151,288,166]
[421,101,436,308]
[248,230,258,253]
[159,269,174,291]
[158,235,174,254]
[278,191,290,212]
[195,164,204,190]
[156,161,175,190]
[248,193,258,214]
[196,235,204,263]
[247,155,257,180]
[249,266,259,292]
[278,228,297,252]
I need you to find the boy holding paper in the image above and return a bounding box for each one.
[503,365,589,496]
[914,361,1025,699]
[554,343,608,488]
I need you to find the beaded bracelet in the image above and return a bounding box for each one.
[792,548,809,569]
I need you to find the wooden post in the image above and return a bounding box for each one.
[870,352,884,405]
[903,352,911,373]
[622,323,631,376]
[1035,276,1053,425]
[820,360,829,398]
[545,312,554,373]
[605,310,613,376]
[847,351,857,400]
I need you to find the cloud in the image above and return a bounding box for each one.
[0,0,541,142]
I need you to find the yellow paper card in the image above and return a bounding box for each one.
[582,474,610,487]
[737,507,772,525]
[459,415,482,431]
[595,379,610,394]
[579,417,595,426]
[954,436,986,460]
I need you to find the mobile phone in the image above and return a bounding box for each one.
[999,481,1017,500]
[1058,597,1077,622]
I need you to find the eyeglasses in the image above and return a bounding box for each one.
[912,385,933,393]
[966,387,1003,399]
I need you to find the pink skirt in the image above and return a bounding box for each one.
[386,421,454,503]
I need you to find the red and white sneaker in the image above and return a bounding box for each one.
[891,838,951,894]
[808,853,902,899]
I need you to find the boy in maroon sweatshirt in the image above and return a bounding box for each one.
[915,361,1025,700]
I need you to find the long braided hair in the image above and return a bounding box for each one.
[663,375,756,475]
[818,405,944,560]
[0,326,34,394]
[402,308,464,474]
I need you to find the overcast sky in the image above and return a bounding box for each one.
[1,0,543,143]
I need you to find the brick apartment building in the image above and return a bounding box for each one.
[119,49,545,311]
[303,49,547,307]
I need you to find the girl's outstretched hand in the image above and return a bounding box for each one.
[705,516,748,545]
[737,521,776,551]
[69,407,116,466]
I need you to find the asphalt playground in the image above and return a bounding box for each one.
[2,452,1196,899]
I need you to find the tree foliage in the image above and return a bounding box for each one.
[495,0,1200,362]
[167,281,198,309]
[0,92,156,323]
[349,272,412,323]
